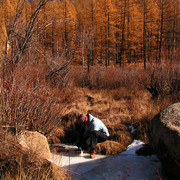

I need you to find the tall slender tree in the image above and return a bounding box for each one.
[143,0,147,68]
[118,0,126,67]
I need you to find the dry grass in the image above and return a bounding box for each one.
[96,140,126,155]
[48,86,160,154]
[48,80,176,152]
[62,87,159,123]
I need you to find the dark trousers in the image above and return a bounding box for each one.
[77,130,108,150]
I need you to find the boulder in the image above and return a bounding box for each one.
[148,103,180,180]
[18,130,51,160]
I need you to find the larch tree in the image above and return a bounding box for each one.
[119,0,127,67]
[162,0,179,61]
[75,0,97,71]
[85,0,95,71]
[73,0,90,66]
[40,0,77,59]
[94,0,116,66]
[137,0,159,68]
[1,0,179,68]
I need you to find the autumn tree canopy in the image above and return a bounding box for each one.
[0,0,179,69]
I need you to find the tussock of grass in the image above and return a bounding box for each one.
[110,130,133,147]
[96,140,126,155]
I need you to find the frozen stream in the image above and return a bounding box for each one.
[49,140,166,180]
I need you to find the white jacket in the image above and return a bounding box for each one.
[87,114,110,136]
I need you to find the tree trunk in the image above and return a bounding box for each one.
[159,0,164,63]
[118,0,126,67]
[143,0,147,69]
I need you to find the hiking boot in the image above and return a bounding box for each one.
[90,149,96,158]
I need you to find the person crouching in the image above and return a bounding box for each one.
[76,113,110,158]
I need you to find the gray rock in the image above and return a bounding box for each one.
[18,130,51,160]
[148,103,180,180]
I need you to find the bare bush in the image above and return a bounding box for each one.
[0,58,74,136]
[45,55,71,88]
[139,61,180,100]
[0,0,74,139]
[72,66,140,90]
[72,61,179,102]
[167,63,180,96]
[71,67,90,88]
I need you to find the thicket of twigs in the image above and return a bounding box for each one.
[72,61,180,103]
[0,50,73,179]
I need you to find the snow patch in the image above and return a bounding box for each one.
[122,139,144,155]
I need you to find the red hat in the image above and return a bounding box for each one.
[79,114,88,124]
